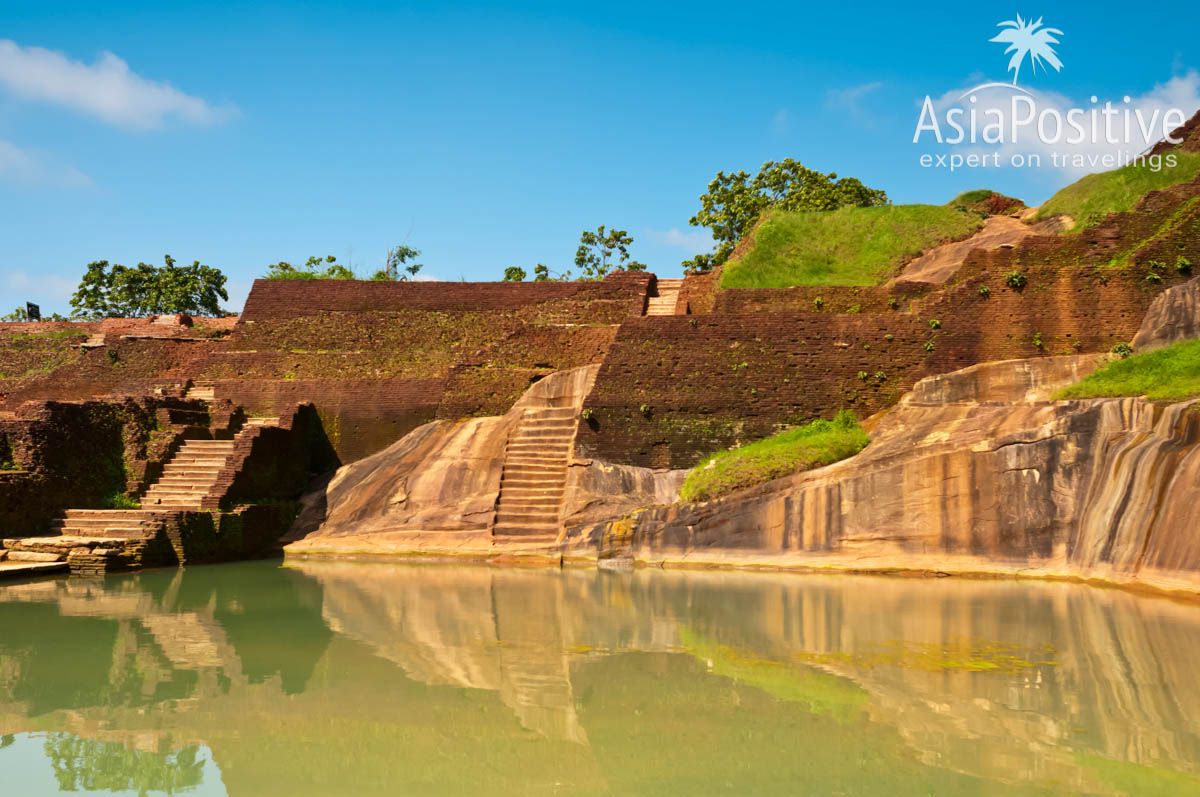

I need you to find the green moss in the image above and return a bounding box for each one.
[680,411,868,502]
[1055,339,1200,401]
[101,493,141,510]
[719,204,982,289]
[1037,151,1200,230]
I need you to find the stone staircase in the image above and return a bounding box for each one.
[492,407,579,539]
[185,381,216,402]
[646,278,683,316]
[141,418,278,510]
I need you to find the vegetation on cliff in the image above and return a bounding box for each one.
[680,411,868,501]
[682,159,890,274]
[1056,339,1200,401]
[69,256,228,319]
[718,204,981,289]
[1036,151,1200,230]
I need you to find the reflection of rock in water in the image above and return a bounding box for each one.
[305,563,594,742]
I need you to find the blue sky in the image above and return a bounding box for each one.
[1,0,1198,313]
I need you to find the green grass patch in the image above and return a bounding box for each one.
[1037,151,1200,230]
[101,493,141,510]
[719,204,982,289]
[680,411,869,502]
[1055,339,1200,402]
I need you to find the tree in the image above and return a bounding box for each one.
[263,255,355,281]
[502,266,527,282]
[69,256,228,319]
[1,306,67,321]
[371,245,423,281]
[574,226,647,280]
[682,159,889,274]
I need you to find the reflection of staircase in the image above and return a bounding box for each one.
[646,278,683,316]
[492,407,579,539]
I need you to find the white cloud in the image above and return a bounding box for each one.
[826,81,885,116]
[0,138,91,187]
[1,268,78,310]
[770,109,791,136]
[923,72,1200,177]
[0,39,235,130]
[645,227,714,254]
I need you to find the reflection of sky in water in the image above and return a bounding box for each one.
[0,561,1199,794]
[0,734,225,796]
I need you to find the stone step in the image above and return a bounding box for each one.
[524,408,577,419]
[492,523,560,536]
[51,517,157,529]
[497,497,563,510]
[6,549,66,563]
[502,465,567,476]
[505,443,572,454]
[244,417,279,427]
[53,527,154,540]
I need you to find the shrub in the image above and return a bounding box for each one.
[924,340,935,353]
[580,409,595,421]
[813,296,825,310]
[1112,342,1134,358]
[1146,271,1163,284]
[856,371,869,381]
[1005,271,1028,290]
[101,493,141,510]
[873,371,887,382]
[1177,256,1193,275]
[978,284,991,298]
[888,297,900,310]
[928,319,942,330]
[1032,332,1045,350]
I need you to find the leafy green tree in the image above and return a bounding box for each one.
[683,159,889,274]
[69,256,228,319]
[371,245,423,281]
[574,226,647,280]
[0,307,28,321]
[502,266,527,282]
[263,255,355,281]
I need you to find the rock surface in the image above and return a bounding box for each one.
[572,353,1200,595]
[287,365,678,555]
[1132,275,1200,351]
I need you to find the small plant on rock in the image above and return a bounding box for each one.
[1111,342,1134,359]
[873,371,887,382]
[813,296,825,310]
[978,284,991,298]
[580,408,595,422]
[888,297,901,310]
[1005,271,1028,291]
[884,333,894,341]
[1032,332,1045,350]
[928,319,942,330]
[856,371,869,381]
[1177,256,1193,275]
[923,340,935,353]
[639,403,652,417]
[1146,271,1163,284]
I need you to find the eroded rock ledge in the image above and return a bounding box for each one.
[570,354,1200,596]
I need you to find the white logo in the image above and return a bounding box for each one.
[990,15,1063,87]
[911,15,1187,172]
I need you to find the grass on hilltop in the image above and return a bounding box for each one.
[719,204,982,289]
[1036,151,1200,230]
[680,411,869,502]
[1055,339,1200,402]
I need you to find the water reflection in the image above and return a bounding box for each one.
[0,561,1199,794]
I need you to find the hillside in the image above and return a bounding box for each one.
[1036,151,1200,230]
[719,204,983,289]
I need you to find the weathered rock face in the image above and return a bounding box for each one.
[287,365,678,552]
[573,354,1200,594]
[1132,275,1200,351]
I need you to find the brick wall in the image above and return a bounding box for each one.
[581,181,1200,468]
[240,271,651,320]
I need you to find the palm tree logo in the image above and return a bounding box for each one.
[990,15,1063,86]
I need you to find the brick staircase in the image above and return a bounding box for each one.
[0,417,281,569]
[492,407,579,539]
[185,381,216,402]
[141,418,278,510]
[646,278,683,316]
